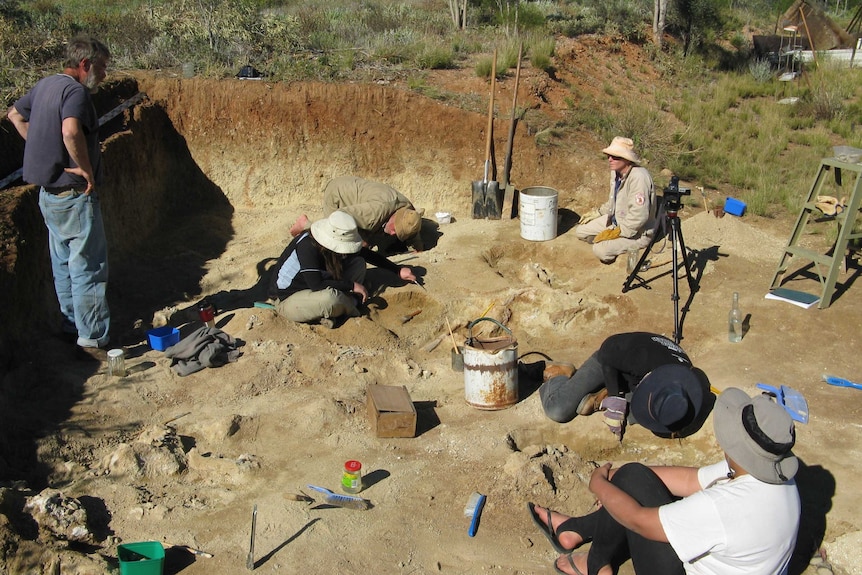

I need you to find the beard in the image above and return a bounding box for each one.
[84,70,101,93]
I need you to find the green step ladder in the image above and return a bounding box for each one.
[769,157,862,308]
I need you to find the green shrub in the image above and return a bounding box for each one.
[748,58,772,83]
[475,55,494,78]
[416,43,456,70]
[528,35,555,73]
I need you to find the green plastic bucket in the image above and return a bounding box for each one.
[118,541,165,575]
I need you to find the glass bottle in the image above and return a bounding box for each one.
[728,292,743,342]
[341,460,362,494]
[626,247,639,274]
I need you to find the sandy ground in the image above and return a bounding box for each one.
[10,204,862,575]
[2,36,862,575]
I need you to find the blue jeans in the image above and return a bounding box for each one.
[539,351,605,423]
[38,189,110,348]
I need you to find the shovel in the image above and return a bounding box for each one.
[501,43,523,220]
[755,383,809,424]
[472,48,500,219]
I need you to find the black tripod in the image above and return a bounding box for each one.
[622,178,696,343]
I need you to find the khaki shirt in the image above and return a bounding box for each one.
[322,176,415,248]
[599,166,656,238]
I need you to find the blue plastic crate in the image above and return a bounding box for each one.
[724,197,746,216]
[146,326,180,351]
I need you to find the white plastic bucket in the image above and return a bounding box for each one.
[463,318,518,410]
[519,186,558,241]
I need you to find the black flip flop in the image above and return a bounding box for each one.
[553,553,586,575]
[526,502,569,554]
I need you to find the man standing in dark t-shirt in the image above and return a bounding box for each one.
[7,35,112,360]
[539,332,707,440]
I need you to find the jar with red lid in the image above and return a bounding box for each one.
[341,460,362,494]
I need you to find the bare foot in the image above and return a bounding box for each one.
[533,504,584,551]
[555,552,612,575]
[290,214,310,237]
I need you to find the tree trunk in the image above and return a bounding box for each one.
[653,0,667,47]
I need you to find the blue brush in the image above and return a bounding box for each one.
[306,485,370,510]
[464,492,486,537]
[823,374,862,391]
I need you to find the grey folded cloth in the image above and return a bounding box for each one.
[164,326,241,376]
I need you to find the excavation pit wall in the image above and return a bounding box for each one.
[0,74,583,352]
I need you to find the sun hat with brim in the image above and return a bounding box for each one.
[310,211,363,255]
[713,387,798,484]
[393,207,422,244]
[630,364,713,438]
[602,136,641,165]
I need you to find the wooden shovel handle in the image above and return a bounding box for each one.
[485,48,497,167]
[503,43,523,185]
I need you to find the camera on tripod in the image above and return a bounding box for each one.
[663,176,691,212]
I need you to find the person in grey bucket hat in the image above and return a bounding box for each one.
[526,387,801,575]
[714,387,798,484]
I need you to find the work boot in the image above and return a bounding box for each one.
[542,362,575,383]
[576,388,609,416]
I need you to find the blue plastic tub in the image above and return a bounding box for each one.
[146,326,180,351]
[724,197,746,216]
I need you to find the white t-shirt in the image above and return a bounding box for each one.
[658,462,801,575]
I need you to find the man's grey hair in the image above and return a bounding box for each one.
[64,34,110,69]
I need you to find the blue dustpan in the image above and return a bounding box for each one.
[756,383,809,424]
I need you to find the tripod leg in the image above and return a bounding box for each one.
[670,222,682,343]
[674,220,696,293]
[622,234,657,292]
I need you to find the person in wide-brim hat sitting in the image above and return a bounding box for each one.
[269,211,416,328]
[527,387,801,575]
[575,137,658,264]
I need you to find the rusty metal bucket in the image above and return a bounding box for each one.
[463,317,518,410]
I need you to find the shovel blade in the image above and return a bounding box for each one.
[502,184,518,219]
[484,181,502,220]
[472,180,487,219]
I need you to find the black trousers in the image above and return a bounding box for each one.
[571,463,685,575]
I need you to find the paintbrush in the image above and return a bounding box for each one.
[246,504,257,570]
[164,543,213,558]
[412,280,426,291]
[401,309,422,324]
[464,492,486,537]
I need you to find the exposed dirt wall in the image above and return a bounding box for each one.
[1,74,593,349]
[133,75,588,211]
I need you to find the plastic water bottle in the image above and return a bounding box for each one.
[728,292,743,342]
